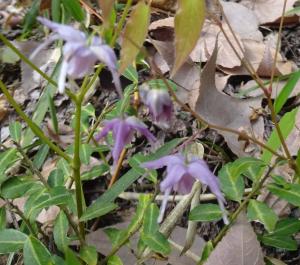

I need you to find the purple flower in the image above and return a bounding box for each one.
[95,116,156,165]
[139,84,173,129]
[142,153,228,224]
[30,17,121,95]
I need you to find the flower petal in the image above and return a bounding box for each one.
[126,116,156,142]
[90,45,122,97]
[158,187,171,223]
[160,163,187,192]
[30,34,59,60]
[37,17,86,42]
[188,160,225,202]
[94,119,120,141]
[111,120,132,163]
[141,154,184,170]
[58,60,69,94]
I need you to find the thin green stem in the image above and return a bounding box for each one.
[110,0,133,47]
[0,80,72,163]
[73,98,85,241]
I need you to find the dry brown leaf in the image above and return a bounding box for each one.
[151,39,200,103]
[190,21,244,68]
[221,0,263,41]
[240,0,297,24]
[204,212,265,265]
[15,41,59,92]
[0,94,8,122]
[192,41,263,157]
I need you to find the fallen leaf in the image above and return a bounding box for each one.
[240,0,297,24]
[220,1,263,41]
[0,94,8,122]
[192,41,264,157]
[204,212,265,265]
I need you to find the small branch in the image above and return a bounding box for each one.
[109,149,127,188]
[118,188,252,202]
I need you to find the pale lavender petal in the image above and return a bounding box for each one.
[94,119,120,141]
[89,45,122,97]
[177,174,195,194]
[37,17,86,42]
[111,121,132,163]
[158,187,171,223]
[125,116,156,142]
[188,160,225,202]
[217,198,229,225]
[141,155,182,170]
[58,60,68,94]
[160,164,187,192]
[67,47,96,78]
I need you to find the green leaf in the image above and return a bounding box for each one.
[122,65,138,83]
[24,236,52,265]
[272,218,300,236]
[141,232,171,255]
[80,202,117,222]
[107,255,123,265]
[51,255,66,265]
[9,121,22,143]
[0,148,18,175]
[22,0,40,35]
[52,0,61,22]
[247,200,278,233]
[199,241,214,264]
[65,248,81,265]
[274,71,300,114]
[57,158,71,178]
[33,144,50,170]
[79,246,97,265]
[189,204,223,222]
[1,46,20,64]
[0,208,6,230]
[268,183,300,207]
[80,144,93,165]
[54,212,70,252]
[48,169,65,188]
[25,187,71,220]
[260,235,298,251]
[119,1,150,73]
[1,177,37,199]
[81,164,110,181]
[0,229,28,253]
[143,203,160,235]
[262,108,298,163]
[219,163,244,202]
[104,228,127,248]
[219,158,265,202]
[61,0,84,22]
[172,0,206,76]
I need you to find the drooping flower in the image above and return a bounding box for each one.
[139,83,173,129]
[30,17,121,95]
[95,116,156,165]
[142,153,228,224]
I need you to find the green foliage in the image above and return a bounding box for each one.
[247,200,278,233]
[9,121,22,143]
[80,202,117,222]
[119,1,150,73]
[24,236,52,265]
[79,246,98,265]
[189,204,223,222]
[61,0,84,22]
[0,229,28,253]
[54,212,70,252]
[172,0,206,75]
